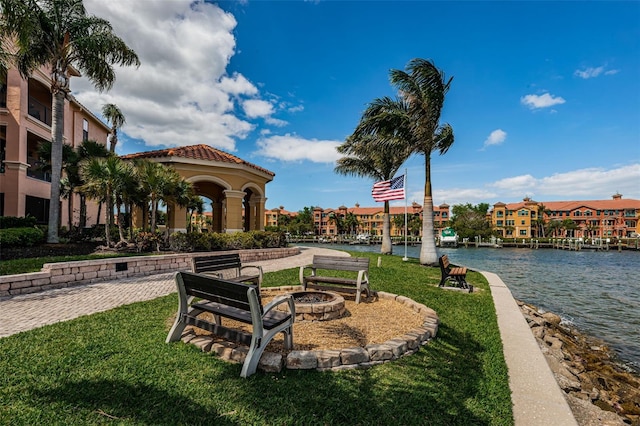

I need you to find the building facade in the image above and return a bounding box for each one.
[266,202,451,237]
[490,194,640,238]
[0,66,110,225]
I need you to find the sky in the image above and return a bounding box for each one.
[74,0,640,213]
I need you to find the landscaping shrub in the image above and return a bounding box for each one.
[0,216,37,229]
[167,230,287,252]
[0,227,45,247]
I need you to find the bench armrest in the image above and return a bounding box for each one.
[299,265,316,286]
[240,265,263,284]
[262,294,296,318]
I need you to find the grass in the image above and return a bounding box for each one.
[0,251,513,425]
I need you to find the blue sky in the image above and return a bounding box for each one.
[75,1,640,213]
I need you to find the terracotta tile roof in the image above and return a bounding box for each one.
[499,198,640,212]
[121,144,274,176]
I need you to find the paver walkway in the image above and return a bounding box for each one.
[0,246,347,338]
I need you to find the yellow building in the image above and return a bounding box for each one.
[490,194,640,238]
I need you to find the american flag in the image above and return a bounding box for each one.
[372,175,405,202]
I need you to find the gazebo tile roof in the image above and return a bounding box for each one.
[121,144,274,176]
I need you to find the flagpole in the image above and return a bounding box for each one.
[403,168,408,261]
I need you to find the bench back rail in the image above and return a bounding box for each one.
[192,253,263,287]
[166,271,294,377]
[299,255,370,303]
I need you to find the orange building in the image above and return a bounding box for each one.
[490,194,640,238]
[266,202,450,237]
[0,65,110,225]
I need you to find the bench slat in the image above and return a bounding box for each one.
[300,255,370,303]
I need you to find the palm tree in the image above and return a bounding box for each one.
[0,0,140,243]
[80,156,133,246]
[102,103,125,153]
[75,140,110,227]
[353,58,454,265]
[336,134,410,254]
[344,212,360,236]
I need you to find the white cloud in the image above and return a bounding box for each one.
[488,165,640,200]
[73,0,280,151]
[574,66,605,79]
[255,134,342,163]
[575,65,620,79]
[520,93,566,109]
[483,129,507,149]
[243,99,274,118]
[288,105,305,113]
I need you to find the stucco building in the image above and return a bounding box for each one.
[266,202,451,237]
[490,194,640,238]
[0,65,110,225]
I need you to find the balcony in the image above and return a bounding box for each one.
[28,96,52,126]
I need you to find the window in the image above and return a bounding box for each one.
[585,210,592,217]
[506,220,515,226]
[496,211,504,217]
[0,73,6,108]
[0,126,5,173]
[496,220,503,226]
[574,211,582,217]
[521,220,525,225]
[520,230,527,236]
[442,212,448,218]
[517,210,529,216]
[82,119,89,142]
[25,195,50,224]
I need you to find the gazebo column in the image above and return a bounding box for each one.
[212,202,223,233]
[253,197,266,230]
[168,203,188,233]
[223,190,245,233]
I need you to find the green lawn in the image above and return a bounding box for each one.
[0,252,513,425]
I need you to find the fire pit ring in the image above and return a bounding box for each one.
[278,290,346,321]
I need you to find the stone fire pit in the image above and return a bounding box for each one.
[279,290,346,321]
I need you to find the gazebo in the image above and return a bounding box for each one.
[122,144,275,233]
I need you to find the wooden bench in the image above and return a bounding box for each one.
[299,255,370,304]
[166,271,295,377]
[438,254,472,292]
[192,253,263,288]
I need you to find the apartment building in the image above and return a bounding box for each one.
[265,202,450,237]
[0,66,110,225]
[490,194,640,238]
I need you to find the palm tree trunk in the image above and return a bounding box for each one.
[79,194,87,228]
[116,201,125,242]
[47,91,66,243]
[381,200,392,255]
[420,156,439,266]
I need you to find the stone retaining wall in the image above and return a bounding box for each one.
[0,247,299,299]
[181,288,440,374]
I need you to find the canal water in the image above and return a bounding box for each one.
[300,243,640,372]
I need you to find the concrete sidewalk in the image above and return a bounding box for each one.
[0,246,576,425]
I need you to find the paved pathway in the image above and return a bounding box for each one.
[0,246,346,338]
[0,246,576,425]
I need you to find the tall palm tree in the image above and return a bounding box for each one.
[354,58,454,265]
[0,0,140,243]
[335,134,410,254]
[102,103,125,153]
[75,140,111,227]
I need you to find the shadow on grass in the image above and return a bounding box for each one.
[25,323,489,425]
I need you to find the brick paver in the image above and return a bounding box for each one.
[0,246,347,338]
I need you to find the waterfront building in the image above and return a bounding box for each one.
[266,202,450,237]
[490,194,640,238]
[0,65,110,225]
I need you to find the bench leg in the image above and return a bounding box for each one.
[166,314,186,343]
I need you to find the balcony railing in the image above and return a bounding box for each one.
[28,97,52,126]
